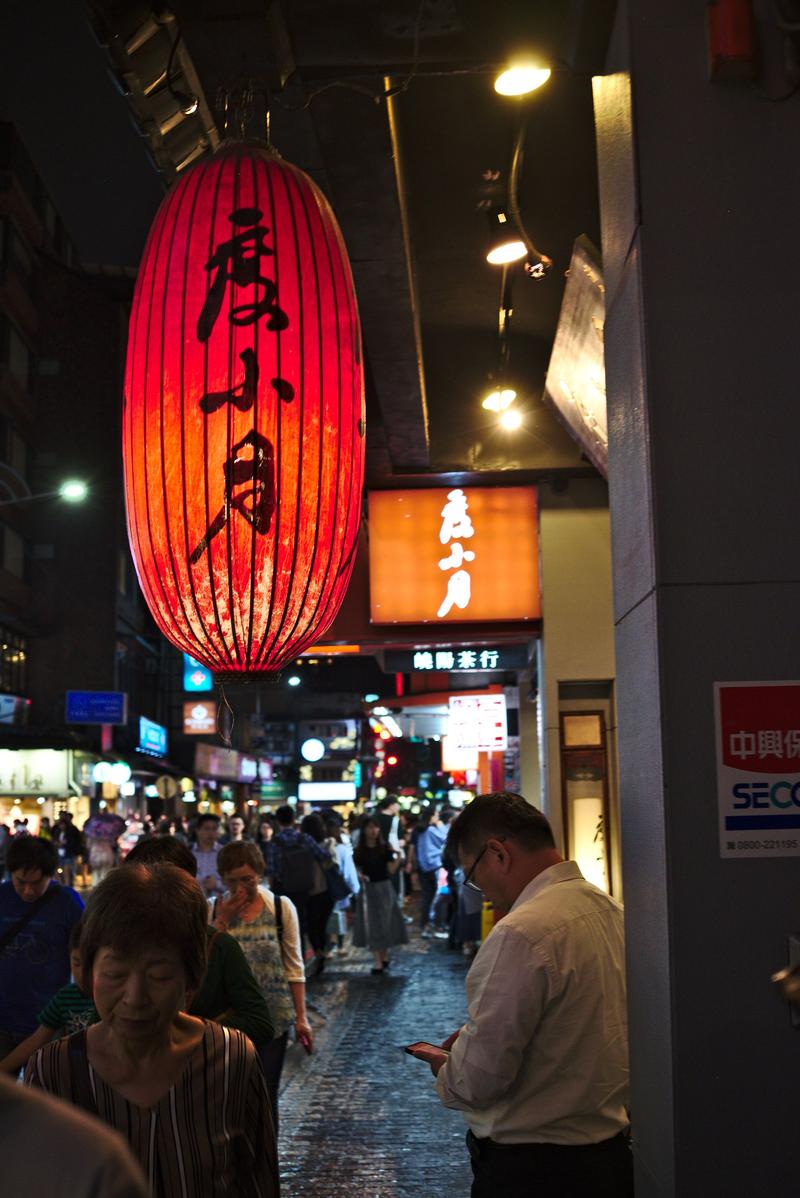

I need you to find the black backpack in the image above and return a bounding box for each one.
[279,837,317,895]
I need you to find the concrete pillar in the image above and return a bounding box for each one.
[594,4,800,1193]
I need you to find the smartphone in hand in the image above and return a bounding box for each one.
[404,1041,450,1056]
[298,1030,313,1055]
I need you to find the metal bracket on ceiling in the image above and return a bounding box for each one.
[88,3,220,183]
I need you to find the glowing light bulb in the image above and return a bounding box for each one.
[486,239,527,265]
[494,65,552,97]
[59,480,88,502]
[499,408,523,431]
[482,387,517,413]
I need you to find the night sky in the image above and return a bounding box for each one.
[1,0,164,266]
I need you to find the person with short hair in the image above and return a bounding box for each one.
[53,813,83,887]
[214,840,310,1132]
[26,864,279,1197]
[0,836,84,1058]
[123,836,275,1050]
[408,792,632,1198]
[222,815,249,844]
[191,812,225,899]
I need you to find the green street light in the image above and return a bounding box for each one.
[58,480,89,503]
[0,479,90,508]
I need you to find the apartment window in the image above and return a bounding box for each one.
[1,525,25,580]
[9,430,26,481]
[1,317,33,391]
[0,624,28,694]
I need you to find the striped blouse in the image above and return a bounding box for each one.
[25,1021,279,1197]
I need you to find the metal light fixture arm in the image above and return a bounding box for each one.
[508,109,552,276]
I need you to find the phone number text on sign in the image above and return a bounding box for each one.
[715,681,800,859]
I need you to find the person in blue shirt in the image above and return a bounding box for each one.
[0,835,84,1057]
[416,809,451,936]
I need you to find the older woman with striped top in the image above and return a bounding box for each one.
[24,863,279,1197]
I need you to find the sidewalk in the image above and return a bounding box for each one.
[277,925,474,1197]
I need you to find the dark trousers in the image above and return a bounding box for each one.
[306,891,334,953]
[285,892,309,951]
[257,1032,288,1135]
[467,1129,634,1198]
[419,868,439,929]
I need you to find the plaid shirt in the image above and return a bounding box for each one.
[264,828,331,885]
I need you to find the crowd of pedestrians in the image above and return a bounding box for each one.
[0,792,633,1196]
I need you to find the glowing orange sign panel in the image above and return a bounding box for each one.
[368,486,540,624]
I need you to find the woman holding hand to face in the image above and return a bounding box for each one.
[25,863,279,1197]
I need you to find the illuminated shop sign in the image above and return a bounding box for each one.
[183,653,213,692]
[138,716,168,757]
[385,645,529,673]
[183,701,216,735]
[448,694,508,753]
[66,690,128,725]
[368,487,540,624]
[0,748,71,796]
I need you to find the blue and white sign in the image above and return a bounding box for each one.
[66,690,128,726]
[183,653,213,693]
[138,716,168,757]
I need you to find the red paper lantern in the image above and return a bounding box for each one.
[123,141,365,680]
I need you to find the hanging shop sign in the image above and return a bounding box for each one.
[298,780,357,803]
[543,236,608,477]
[715,681,800,858]
[66,690,128,726]
[448,694,508,753]
[0,694,30,727]
[138,716,168,757]
[368,487,540,625]
[183,700,216,736]
[385,645,530,673]
[183,653,213,693]
[194,742,240,781]
[123,141,365,682]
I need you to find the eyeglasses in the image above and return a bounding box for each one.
[463,844,489,892]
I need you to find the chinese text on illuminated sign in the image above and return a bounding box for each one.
[385,646,529,673]
[368,487,540,624]
[448,694,508,753]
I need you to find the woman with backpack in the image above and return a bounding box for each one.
[213,841,311,1133]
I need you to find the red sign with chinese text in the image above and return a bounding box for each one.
[718,683,800,773]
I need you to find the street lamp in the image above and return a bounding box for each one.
[59,480,88,503]
[0,479,90,508]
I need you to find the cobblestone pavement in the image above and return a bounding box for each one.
[277,923,474,1198]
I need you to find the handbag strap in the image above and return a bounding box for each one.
[274,893,283,943]
[0,883,57,955]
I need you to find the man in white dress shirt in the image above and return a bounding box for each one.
[408,792,632,1197]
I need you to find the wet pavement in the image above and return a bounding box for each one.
[277,925,474,1198]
